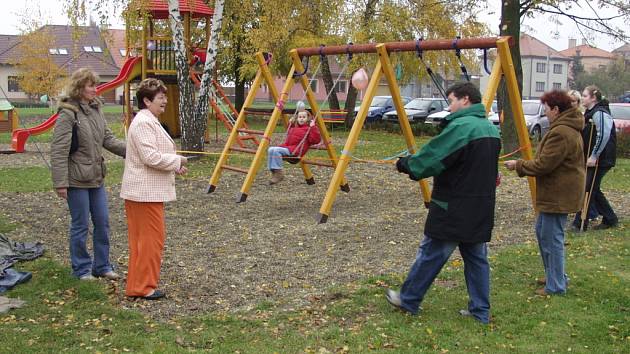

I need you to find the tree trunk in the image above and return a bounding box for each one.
[344,80,358,128]
[167,0,198,151]
[320,56,340,110]
[233,34,245,111]
[498,0,524,153]
[189,0,225,151]
[344,0,379,128]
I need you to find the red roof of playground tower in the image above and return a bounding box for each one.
[146,0,214,19]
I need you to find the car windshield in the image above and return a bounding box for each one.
[371,97,390,107]
[522,102,540,116]
[405,99,433,110]
[610,105,630,120]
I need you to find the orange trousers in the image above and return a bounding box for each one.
[124,200,165,297]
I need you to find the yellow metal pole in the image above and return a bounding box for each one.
[238,62,298,201]
[317,59,384,223]
[482,56,502,115]
[376,44,431,206]
[207,56,266,193]
[496,37,537,208]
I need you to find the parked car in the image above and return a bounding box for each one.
[354,95,412,123]
[425,101,500,128]
[522,100,548,142]
[382,98,447,123]
[610,103,630,135]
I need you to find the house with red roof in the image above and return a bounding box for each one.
[559,39,616,73]
[519,33,571,99]
[0,25,123,103]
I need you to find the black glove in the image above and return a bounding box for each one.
[396,156,420,181]
[396,156,409,174]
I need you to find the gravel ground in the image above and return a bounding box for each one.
[1,137,628,321]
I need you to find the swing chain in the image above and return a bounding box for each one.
[415,37,448,101]
[452,36,470,82]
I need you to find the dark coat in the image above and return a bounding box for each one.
[399,103,501,243]
[582,101,616,168]
[516,107,585,213]
[51,97,126,189]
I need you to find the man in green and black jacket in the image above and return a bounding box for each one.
[386,82,501,324]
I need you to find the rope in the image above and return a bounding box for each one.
[498,144,530,160]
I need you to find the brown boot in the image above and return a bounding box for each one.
[269,169,284,185]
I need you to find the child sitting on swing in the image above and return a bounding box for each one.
[267,101,321,185]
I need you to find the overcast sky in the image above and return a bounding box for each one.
[0,0,627,52]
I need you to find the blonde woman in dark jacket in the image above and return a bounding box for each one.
[505,90,585,296]
[51,68,126,280]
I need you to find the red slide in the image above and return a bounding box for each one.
[11,56,143,153]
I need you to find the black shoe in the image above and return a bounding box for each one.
[592,223,616,230]
[136,290,166,300]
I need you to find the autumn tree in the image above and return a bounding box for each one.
[71,0,226,152]
[9,18,66,102]
[217,0,258,110]
[498,0,630,150]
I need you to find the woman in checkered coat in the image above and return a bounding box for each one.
[120,78,188,300]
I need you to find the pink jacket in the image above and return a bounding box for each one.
[280,123,321,157]
[120,109,183,202]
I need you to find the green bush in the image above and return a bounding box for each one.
[10,101,49,108]
[616,133,630,158]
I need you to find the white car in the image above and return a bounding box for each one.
[425,109,500,128]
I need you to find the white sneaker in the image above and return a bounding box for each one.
[99,271,120,280]
[79,274,96,281]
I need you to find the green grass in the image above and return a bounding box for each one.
[0,128,628,352]
[0,225,627,352]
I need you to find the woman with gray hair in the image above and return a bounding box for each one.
[50,68,126,280]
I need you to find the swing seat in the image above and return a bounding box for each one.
[286,155,301,164]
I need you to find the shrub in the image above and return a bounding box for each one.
[616,132,630,158]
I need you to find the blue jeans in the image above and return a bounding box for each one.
[267,146,291,170]
[399,236,490,323]
[67,186,114,278]
[535,212,567,294]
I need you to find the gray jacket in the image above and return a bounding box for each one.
[51,97,126,189]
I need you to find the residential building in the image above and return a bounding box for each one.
[520,34,570,99]
[0,25,122,103]
[254,58,362,104]
[559,39,616,73]
[612,43,630,68]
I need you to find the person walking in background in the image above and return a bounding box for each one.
[505,90,585,295]
[51,68,126,281]
[571,85,617,231]
[120,78,188,300]
[386,82,501,324]
[568,90,582,111]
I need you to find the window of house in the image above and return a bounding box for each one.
[84,46,93,52]
[553,82,562,89]
[598,64,606,70]
[310,80,318,93]
[334,80,347,93]
[535,81,545,92]
[8,76,21,92]
[49,48,58,55]
[92,46,102,52]
[536,62,546,73]
[553,64,562,74]
[119,49,127,57]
